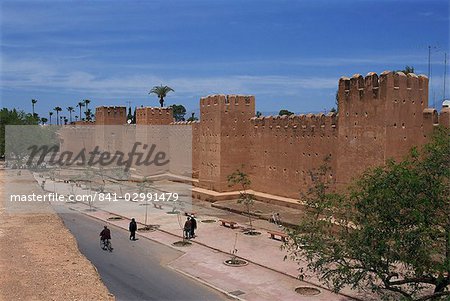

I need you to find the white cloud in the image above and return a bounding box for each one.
[1,57,338,101]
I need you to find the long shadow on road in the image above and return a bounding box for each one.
[59,212,227,301]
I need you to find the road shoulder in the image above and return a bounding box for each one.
[0,169,114,301]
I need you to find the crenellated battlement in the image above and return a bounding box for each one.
[200,94,255,110]
[170,120,200,125]
[136,107,173,115]
[337,71,430,133]
[95,106,127,125]
[338,71,428,102]
[250,112,337,131]
[136,106,173,125]
[85,69,448,201]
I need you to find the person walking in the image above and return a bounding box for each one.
[190,215,197,238]
[100,225,111,241]
[99,225,113,251]
[129,218,137,241]
[184,217,192,239]
[270,212,282,227]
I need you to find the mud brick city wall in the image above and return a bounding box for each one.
[249,113,338,198]
[196,95,256,192]
[95,106,127,125]
[171,121,200,178]
[59,71,449,199]
[136,107,173,125]
[336,72,434,189]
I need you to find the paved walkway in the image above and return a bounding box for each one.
[35,175,374,301]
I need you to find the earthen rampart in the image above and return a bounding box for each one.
[95,106,126,125]
[248,113,338,198]
[136,107,173,125]
[59,70,448,202]
[335,71,438,187]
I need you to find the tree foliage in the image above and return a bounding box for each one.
[395,66,415,75]
[149,85,174,107]
[279,109,294,116]
[284,127,450,301]
[78,102,84,120]
[84,108,93,121]
[0,108,40,157]
[170,104,186,121]
[187,112,198,122]
[53,106,62,125]
[227,168,256,232]
[31,99,37,116]
[67,106,75,122]
[83,99,91,121]
[127,107,133,123]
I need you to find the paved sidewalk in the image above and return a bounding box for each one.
[36,175,373,301]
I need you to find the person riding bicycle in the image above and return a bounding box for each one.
[100,225,111,242]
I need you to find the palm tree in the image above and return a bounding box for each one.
[49,112,53,125]
[75,115,78,121]
[41,117,48,125]
[149,85,174,107]
[78,102,85,119]
[54,107,62,125]
[31,99,37,116]
[67,106,75,122]
[85,108,92,121]
[84,99,91,119]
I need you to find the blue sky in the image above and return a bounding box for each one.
[1,0,449,119]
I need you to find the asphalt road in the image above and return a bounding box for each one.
[59,212,227,301]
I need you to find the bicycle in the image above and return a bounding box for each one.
[100,238,113,252]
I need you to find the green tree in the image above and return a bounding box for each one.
[149,85,174,107]
[256,111,262,118]
[0,108,40,157]
[78,102,84,120]
[395,66,415,74]
[187,112,198,122]
[31,99,37,117]
[227,168,257,234]
[279,109,294,116]
[170,104,186,121]
[334,90,339,112]
[137,177,154,230]
[127,107,133,122]
[67,106,75,123]
[284,127,450,301]
[40,117,48,124]
[49,112,53,125]
[84,99,91,120]
[53,107,62,125]
[84,108,92,121]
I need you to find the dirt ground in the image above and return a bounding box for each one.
[0,168,114,301]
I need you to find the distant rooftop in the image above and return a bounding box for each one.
[443,100,450,108]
